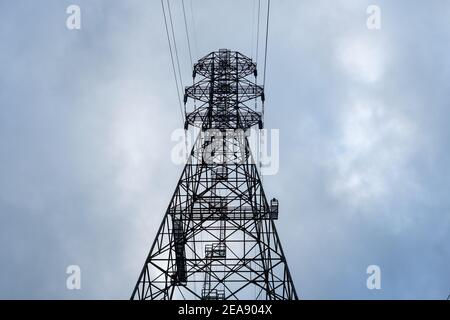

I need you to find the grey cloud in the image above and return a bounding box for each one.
[0,0,449,299]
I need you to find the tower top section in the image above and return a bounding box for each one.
[184,49,265,131]
[193,49,258,79]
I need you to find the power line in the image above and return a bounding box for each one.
[181,0,193,66]
[260,0,270,142]
[262,0,271,88]
[161,0,185,123]
[189,0,199,58]
[255,0,261,65]
[166,0,184,94]
[250,0,256,59]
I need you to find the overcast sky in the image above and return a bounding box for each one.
[0,0,449,299]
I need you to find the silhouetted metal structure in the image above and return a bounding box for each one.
[131,49,297,300]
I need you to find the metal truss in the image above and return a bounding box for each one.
[131,49,298,300]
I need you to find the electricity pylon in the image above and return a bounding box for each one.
[131,49,298,300]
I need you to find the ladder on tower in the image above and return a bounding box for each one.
[202,242,226,300]
[172,219,187,285]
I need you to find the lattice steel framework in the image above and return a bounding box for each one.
[131,49,298,300]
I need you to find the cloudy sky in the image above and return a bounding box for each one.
[0,0,449,299]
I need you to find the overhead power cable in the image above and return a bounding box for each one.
[167,0,184,94]
[255,0,261,65]
[189,0,199,58]
[262,0,271,88]
[161,0,185,123]
[181,0,193,66]
[250,0,256,59]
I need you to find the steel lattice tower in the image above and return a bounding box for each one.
[131,49,298,300]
